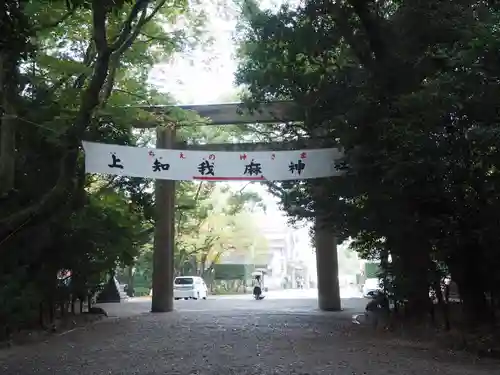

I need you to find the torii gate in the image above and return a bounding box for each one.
[85,101,341,312]
[144,101,341,313]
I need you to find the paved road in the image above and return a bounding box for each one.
[102,288,366,318]
[0,289,497,374]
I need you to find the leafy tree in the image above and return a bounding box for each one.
[133,182,266,289]
[0,0,210,335]
[235,0,500,329]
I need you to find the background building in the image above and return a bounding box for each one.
[254,208,316,290]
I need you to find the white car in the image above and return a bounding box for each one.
[362,278,382,298]
[174,276,208,300]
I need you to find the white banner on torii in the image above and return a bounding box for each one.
[82,141,343,181]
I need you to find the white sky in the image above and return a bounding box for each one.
[149,6,237,103]
[149,0,286,104]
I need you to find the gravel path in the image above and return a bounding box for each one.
[0,309,497,375]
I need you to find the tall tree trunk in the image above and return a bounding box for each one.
[450,244,489,326]
[0,49,18,196]
[0,0,28,198]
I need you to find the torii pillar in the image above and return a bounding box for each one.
[312,172,341,312]
[151,125,176,313]
[314,215,341,311]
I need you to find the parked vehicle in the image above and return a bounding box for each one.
[174,276,208,300]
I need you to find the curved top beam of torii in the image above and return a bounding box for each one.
[132,101,338,151]
[133,101,300,127]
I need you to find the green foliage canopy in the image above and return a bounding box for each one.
[235,0,500,321]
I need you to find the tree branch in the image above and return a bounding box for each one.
[347,0,388,63]
[1,1,112,230]
[143,0,169,24]
[111,0,169,55]
[110,0,150,51]
[262,181,315,218]
[91,0,109,54]
[99,55,120,105]
[112,88,154,104]
[139,31,175,44]
[322,2,375,70]
[33,9,76,32]
[204,251,222,277]
[101,0,168,105]
[73,42,96,90]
